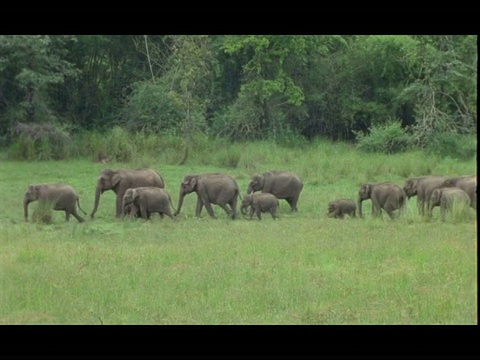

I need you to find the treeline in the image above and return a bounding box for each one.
[0,35,477,158]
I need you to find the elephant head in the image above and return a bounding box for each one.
[90,169,122,219]
[247,174,265,194]
[240,194,254,215]
[175,175,198,215]
[403,178,418,199]
[430,188,442,208]
[122,188,138,214]
[23,185,40,220]
[357,183,372,218]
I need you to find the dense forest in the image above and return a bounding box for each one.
[0,35,477,159]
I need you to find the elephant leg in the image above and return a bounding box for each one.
[218,204,233,218]
[255,206,262,220]
[65,211,71,222]
[440,206,446,221]
[270,209,277,219]
[195,197,205,217]
[385,209,395,219]
[285,197,297,212]
[72,210,85,223]
[140,205,148,219]
[230,197,238,219]
[201,199,216,219]
[116,195,124,218]
[249,207,255,220]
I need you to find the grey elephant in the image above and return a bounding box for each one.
[429,187,471,221]
[247,171,303,212]
[122,187,175,220]
[175,173,239,219]
[440,175,476,209]
[327,199,357,219]
[24,183,86,223]
[240,193,279,220]
[90,168,165,219]
[358,182,406,219]
[403,175,449,216]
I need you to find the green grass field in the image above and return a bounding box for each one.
[0,140,477,324]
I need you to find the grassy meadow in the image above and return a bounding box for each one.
[0,139,477,324]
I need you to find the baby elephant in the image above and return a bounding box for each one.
[327,199,357,219]
[24,183,86,223]
[122,187,176,220]
[240,193,279,220]
[429,187,471,221]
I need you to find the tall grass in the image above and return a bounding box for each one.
[0,139,476,324]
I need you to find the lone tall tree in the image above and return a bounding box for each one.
[164,35,214,165]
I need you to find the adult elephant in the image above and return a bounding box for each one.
[24,183,86,223]
[90,168,165,219]
[247,171,303,212]
[358,182,406,219]
[440,175,476,209]
[403,176,449,216]
[175,173,239,219]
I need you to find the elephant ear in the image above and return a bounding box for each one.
[131,189,138,200]
[253,174,265,188]
[111,172,122,187]
[363,184,371,196]
[189,176,197,189]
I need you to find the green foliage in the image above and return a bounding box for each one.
[8,122,74,160]
[0,35,477,153]
[0,35,79,134]
[423,132,477,160]
[120,81,183,134]
[354,120,413,154]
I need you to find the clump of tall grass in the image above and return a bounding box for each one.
[8,122,75,160]
[424,132,477,161]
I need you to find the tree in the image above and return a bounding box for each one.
[163,35,215,164]
[0,35,78,137]
[217,35,343,140]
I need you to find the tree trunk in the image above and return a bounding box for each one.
[178,92,190,165]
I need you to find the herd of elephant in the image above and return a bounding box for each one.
[23,168,476,223]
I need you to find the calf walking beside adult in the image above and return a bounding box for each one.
[247,170,303,212]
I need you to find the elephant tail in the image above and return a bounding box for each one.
[77,197,87,215]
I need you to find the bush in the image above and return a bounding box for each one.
[423,132,477,161]
[8,122,74,160]
[354,120,413,154]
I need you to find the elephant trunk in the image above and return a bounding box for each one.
[121,198,128,218]
[247,184,254,194]
[175,189,185,216]
[241,204,248,215]
[90,186,102,219]
[24,198,30,221]
[357,195,364,218]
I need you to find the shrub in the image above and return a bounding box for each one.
[354,120,413,154]
[8,122,73,160]
[423,132,477,161]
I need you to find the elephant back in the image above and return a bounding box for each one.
[262,171,303,195]
[129,169,165,188]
